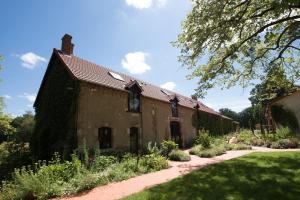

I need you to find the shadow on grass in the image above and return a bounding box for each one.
[124,152,300,200]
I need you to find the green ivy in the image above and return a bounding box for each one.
[192,111,236,135]
[31,55,79,160]
[271,105,299,133]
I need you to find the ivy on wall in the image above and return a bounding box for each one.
[271,105,299,133]
[192,110,236,135]
[31,55,79,160]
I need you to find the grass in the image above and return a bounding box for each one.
[123,151,300,200]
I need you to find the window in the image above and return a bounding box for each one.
[161,90,172,96]
[171,99,178,117]
[98,127,112,149]
[128,91,141,112]
[108,71,125,81]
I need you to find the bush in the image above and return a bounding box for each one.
[189,145,204,155]
[0,142,31,181]
[195,130,211,148]
[192,146,226,158]
[276,127,293,139]
[90,155,117,172]
[232,144,252,150]
[0,152,169,200]
[160,140,178,157]
[251,138,265,146]
[271,138,299,149]
[168,150,191,162]
[140,153,169,172]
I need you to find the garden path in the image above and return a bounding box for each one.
[57,147,300,200]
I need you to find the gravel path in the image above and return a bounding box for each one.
[57,147,300,200]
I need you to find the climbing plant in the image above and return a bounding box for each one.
[192,110,236,135]
[271,105,299,133]
[31,55,79,160]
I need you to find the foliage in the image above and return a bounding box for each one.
[160,140,178,157]
[190,146,226,158]
[0,142,31,181]
[90,155,117,172]
[189,145,204,155]
[249,67,298,105]
[271,105,299,132]
[146,142,161,155]
[140,154,169,172]
[174,0,300,97]
[32,56,79,160]
[195,130,211,148]
[0,151,168,200]
[123,152,300,200]
[168,150,191,162]
[270,138,299,149]
[11,111,35,143]
[0,115,16,142]
[219,108,239,122]
[192,110,237,135]
[238,105,264,128]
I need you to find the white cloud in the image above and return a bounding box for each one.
[125,0,152,9]
[18,93,36,103]
[122,52,151,74]
[19,52,47,69]
[160,81,176,91]
[125,0,167,9]
[3,95,12,99]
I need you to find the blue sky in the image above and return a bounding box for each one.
[0,0,251,117]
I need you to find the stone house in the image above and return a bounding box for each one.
[33,34,236,159]
[266,90,300,134]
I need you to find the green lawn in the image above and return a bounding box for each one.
[123,152,300,200]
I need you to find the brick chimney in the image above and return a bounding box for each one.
[61,34,74,55]
[191,95,198,101]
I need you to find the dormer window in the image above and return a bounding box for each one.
[125,80,143,113]
[170,96,179,117]
[129,91,140,112]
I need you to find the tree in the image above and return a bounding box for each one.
[11,111,35,143]
[0,55,4,114]
[0,115,16,142]
[219,108,239,122]
[175,0,300,97]
[249,66,298,105]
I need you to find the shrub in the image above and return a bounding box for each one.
[196,149,216,158]
[0,152,168,200]
[195,130,211,148]
[192,146,226,158]
[189,145,204,155]
[160,140,178,157]
[251,138,265,146]
[235,130,252,145]
[271,138,299,149]
[232,144,252,150]
[276,127,293,139]
[90,155,117,172]
[168,150,191,162]
[146,142,161,155]
[140,153,169,172]
[0,142,31,181]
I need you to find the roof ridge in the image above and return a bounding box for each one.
[55,49,225,117]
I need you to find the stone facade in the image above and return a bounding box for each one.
[76,82,196,150]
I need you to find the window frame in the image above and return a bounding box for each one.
[98,127,112,149]
[170,99,179,117]
[128,89,141,113]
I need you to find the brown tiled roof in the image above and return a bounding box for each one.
[54,49,224,117]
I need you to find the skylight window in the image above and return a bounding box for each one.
[161,90,172,96]
[108,71,125,81]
